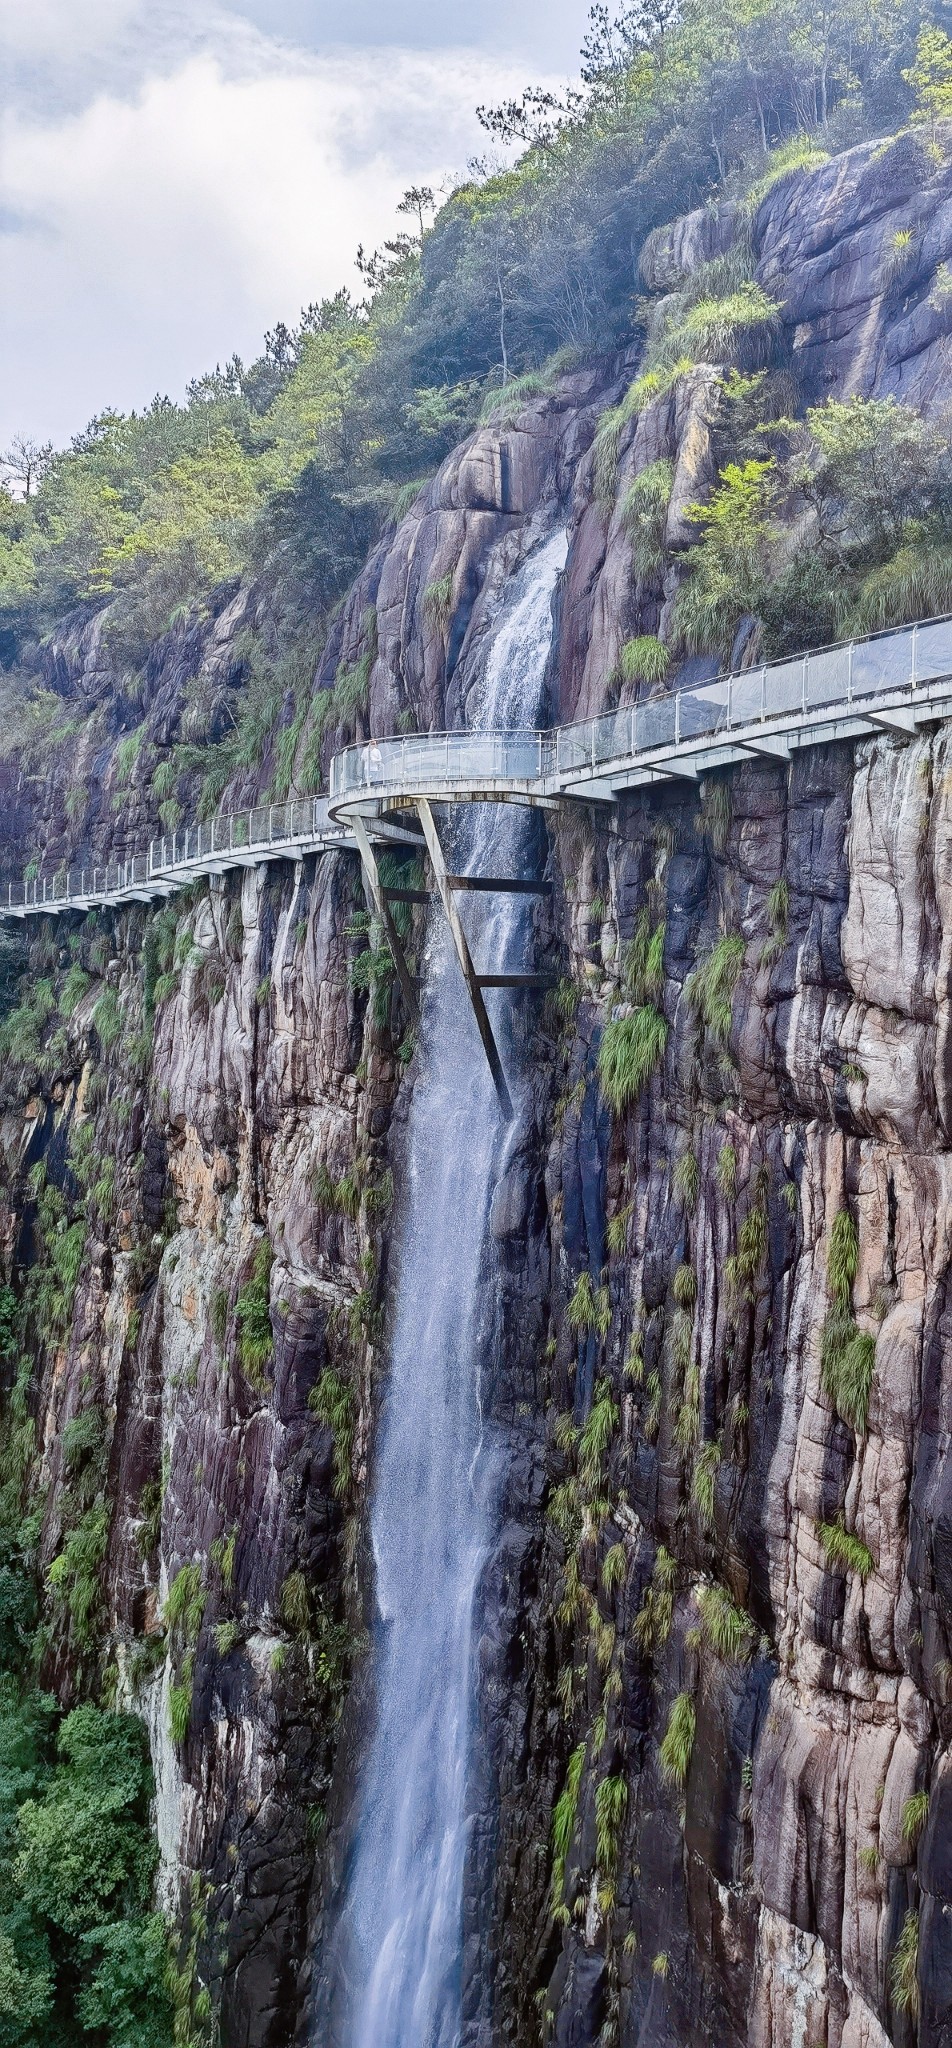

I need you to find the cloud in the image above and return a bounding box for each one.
[0,38,553,448]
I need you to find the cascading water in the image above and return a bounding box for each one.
[324,528,567,2047]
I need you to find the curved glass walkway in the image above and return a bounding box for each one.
[4,612,952,918]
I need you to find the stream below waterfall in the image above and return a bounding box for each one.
[321,528,567,2046]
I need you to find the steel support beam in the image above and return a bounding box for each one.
[415,797,513,1119]
[447,874,551,894]
[351,814,420,1027]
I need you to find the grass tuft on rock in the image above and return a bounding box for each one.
[659,1692,696,1786]
[598,1006,667,1112]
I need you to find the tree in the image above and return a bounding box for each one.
[902,24,952,143]
[396,185,436,243]
[0,438,53,501]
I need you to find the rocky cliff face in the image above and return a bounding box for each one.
[5,132,952,2047]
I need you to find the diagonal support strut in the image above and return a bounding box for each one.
[351,814,420,1027]
[415,798,513,1120]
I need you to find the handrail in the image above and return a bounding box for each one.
[330,609,952,808]
[5,611,952,919]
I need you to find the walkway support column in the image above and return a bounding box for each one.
[351,814,420,1027]
[415,797,513,1119]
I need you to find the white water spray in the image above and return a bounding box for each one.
[324,529,566,2047]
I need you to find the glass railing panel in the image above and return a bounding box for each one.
[585,711,626,765]
[727,668,764,725]
[634,697,677,751]
[912,620,952,683]
[851,632,913,697]
[763,658,805,717]
[806,644,850,709]
[503,734,544,779]
[555,726,593,773]
[680,680,729,737]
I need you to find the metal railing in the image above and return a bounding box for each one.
[1,795,346,915]
[7,611,952,917]
[331,611,952,805]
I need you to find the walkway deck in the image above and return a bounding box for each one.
[3,612,952,920]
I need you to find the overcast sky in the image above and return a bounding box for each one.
[0,0,587,454]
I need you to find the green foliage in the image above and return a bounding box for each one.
[422,574,454,631]
[675,458,778,657]
[633,1545,676,1653]
[578,1379,619,1492]
[696,1582,755,1660]
[46,1505,109,1649]
[594,1772,627,1879]
[91,988,121,1050]
[821,1209,876,1432]
[59,964,91,1018]
[692,1440,721,1530]
[235,1239,274,1383]
[167,1681,192,1748]
[817,1517,875,1579]
[550,1741,586,1911]
[568,1273,611,1338]
[743,135,831,213]
[657,282,779,371]
[163,1563,205,1643]
[621,460,674,578]
[308,1367,355,1498]
[890,1907,920,2019]
[687,933,745,1042]
[828,1208,859,1304]
[280,1569,311,1637]
[901,1790,929,1845]
[674,1151,699,1209]
[715,1143,737,1197]
[822,1316,876,1433]
[659,1692,696,1787]
[601,1543,628,1593]
[313,1160,362,1221]
[622,912,665,1005]
[619,634,669,688]
[0,1683,173,2048]
[598,1006,667,1112]
[903,25,952,137]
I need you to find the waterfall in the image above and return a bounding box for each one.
[323,528,567,2047]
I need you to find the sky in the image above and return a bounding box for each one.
[0,0,588,453]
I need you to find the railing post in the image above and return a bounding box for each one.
[802,656,808,714]
[911,622,918,691]
[675,691,681,746]
[760,664,766,722]
[848,640,853,705]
